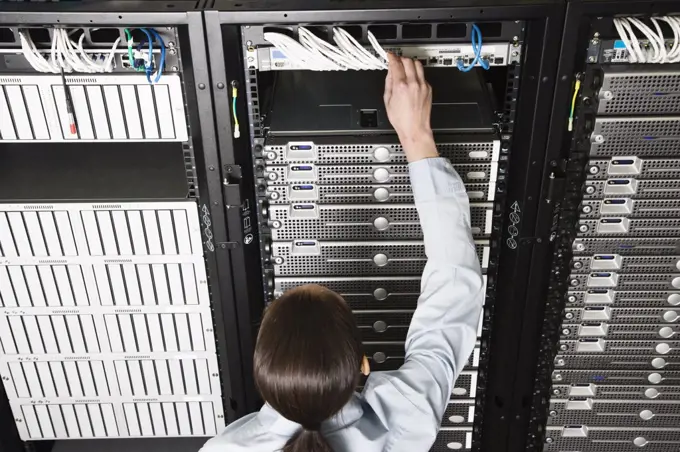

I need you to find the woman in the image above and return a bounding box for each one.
[201,53,485,452]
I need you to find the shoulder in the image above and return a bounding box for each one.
[199,413,265,452]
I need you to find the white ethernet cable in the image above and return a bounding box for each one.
[18,27,121,73]
[263,26,389,71]
[612,16,680,64]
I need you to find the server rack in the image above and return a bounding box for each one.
[204,1,564,452]
[524,2,680,452]
[0,4,244,451]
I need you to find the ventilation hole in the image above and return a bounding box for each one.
[342,25,363,41]
[402,23,432,39]
[28,28,51,43]
[306,26,328,40]
[0,28,14,43]
[368,24,397,40]
[477,22,502,37]
[436,23,466,38]
[264,26,294,37]
[89,28,121,44]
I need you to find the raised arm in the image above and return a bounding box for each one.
[381,54,485,423]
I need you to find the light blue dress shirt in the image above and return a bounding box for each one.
[200,157,485,452]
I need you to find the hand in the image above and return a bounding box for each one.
[384,54,438,163]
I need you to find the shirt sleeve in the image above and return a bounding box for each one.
[375,157,485,425]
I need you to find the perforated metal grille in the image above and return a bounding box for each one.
[568,273,680,291]
[560,323,680,340]
[363,343,479,372]
[580,199,680,218]
[273,242,489,276]
[548,399,680,427]
[270,204,491,240]
[566,290,680,307]
[583,179,680,200]
[573,238,680,255]
[452,373,476,399]
[551,369,680,386]
[264,140,498,164]
[545,427,680,452]
[551,384,680,401]
[570,255,680,274]
[555,353,679,370]
[441,402,475,427]
[558,338,680,353]
[266,183,494,204]
[354,310,413,341]
[586,158,680,180]
[430,429,473,452]
[265,163,496,185]
[591,117,680,156]
[599,71,680,115]
[577,218,680,237]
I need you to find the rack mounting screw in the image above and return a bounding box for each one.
[585,186,596,195]
[582,205,593,214]
[556,359,565,366]
[217,82,225,89]
[546,438,553,444]
[246,40,253,46]
[589,166,600,175]
[573,261,583,269]
[570,278,579,286]
[588,56,596,63]
[554,374,563,381]
[565,312,574,320]
[559,344,568,351]
[552,389,561,395]
[198,83,206,90]
[575,243,586,251]
[169,49,177,56]
[549,410,557,416]
[567,295,577,303]
[579,224,589,233]
[562,328,571,335]
[171,65,179,71]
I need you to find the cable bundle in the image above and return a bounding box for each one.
[264,27,388,71]
[19,28,120,74]
[613,16,680,63]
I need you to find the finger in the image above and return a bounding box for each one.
[384,57,394,103]
[401,57,417,83]
[415,59,425,85]
[388,53,407,84]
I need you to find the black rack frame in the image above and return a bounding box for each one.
[204,5,565,452]
[521,2,680,452]
[0,5,246,447]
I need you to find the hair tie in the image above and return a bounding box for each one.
[302,422,321,431]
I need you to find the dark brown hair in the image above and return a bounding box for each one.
[254,284,364,452]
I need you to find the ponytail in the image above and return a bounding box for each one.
[283,428,334,452]
[254,285,364,452]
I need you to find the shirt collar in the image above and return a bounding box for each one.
[259,393,365,436]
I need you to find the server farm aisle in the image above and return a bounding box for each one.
[0,18,232,443]
[532,9,680,452]
[205,14,533,451]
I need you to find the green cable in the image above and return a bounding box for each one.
[124,28,145,72]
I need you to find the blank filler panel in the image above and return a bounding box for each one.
[16,401,222,440]
[0,200,222,440]
[0,75,187,142]
[0,202,202,259]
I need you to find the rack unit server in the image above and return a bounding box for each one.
[0,9,242,450]
[525,2,680,452]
